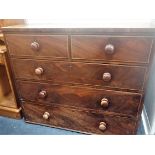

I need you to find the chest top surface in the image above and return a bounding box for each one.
[2,20,155,35]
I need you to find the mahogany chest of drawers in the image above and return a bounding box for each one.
[2,23,155,134]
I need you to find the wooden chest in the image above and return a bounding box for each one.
[2,23,155,134]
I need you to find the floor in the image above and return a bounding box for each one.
[0,116,145,135]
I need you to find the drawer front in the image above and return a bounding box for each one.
[11,59,70,83]
[71,35,152,63]
[12,60,146,90]
[22,102,136,134]
[70,62,146,91]
[5,34,68,58]
[17,81,142,116]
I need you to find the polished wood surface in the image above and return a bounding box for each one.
[0,45,21,118]
[0,65,11,96]
[5,34,68,58]
[11,59,146,91]
[42,111,50,120]
[17,81,141,116]
[99,122,107,131]
[3,24,154,134]
[104,44,115,54]
[0,106,21,119]
[100,98,109,108]
[71,36,152,63]
[0,45,6,64]
[0,19,25,118]
[11,59,70,83]
[70,62,146,91]
[22,102,135,134]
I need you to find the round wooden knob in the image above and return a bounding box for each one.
[31,41,40,51]
[99,122,107,131]
[103,72,111,82]
[101,98,109,108]
[39,90,47,98]
[43,112,50,120]
[105,44,115,54]
[35,67,44,75]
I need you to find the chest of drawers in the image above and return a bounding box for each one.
[2,24,155,134]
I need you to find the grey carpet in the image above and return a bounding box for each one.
[0,116,144,135]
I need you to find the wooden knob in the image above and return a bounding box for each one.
[43,112,50,120]
[35,67,43,75]
[103,72,111,82]
[31,41,40,51]
[105,44,115,54]
[39,90,47,98]
[101,98,109,108]
[99,122,107,131]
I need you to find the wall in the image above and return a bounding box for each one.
[143,42,155,134]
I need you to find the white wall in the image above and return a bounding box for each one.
[143,44,155,134]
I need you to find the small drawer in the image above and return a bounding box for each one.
[17,81,142,116]
[22,102,136,134]
[5,34,68,58]
[70,62,146,91]
[71,35,152,63]
[11,58,70,83]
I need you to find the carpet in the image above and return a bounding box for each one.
[0,116,144,135]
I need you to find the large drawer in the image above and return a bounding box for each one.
[70,62,146,91]
[12,59,146,91]
[71,35,152,63]
[5,34,68,58]
[17,81,142,116]
[11,58,70,83]
[22,102,136,134]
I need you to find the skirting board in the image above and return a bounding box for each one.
[0,106,21,119]
[141,106,151,135]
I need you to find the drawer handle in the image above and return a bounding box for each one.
[39,90,47,98]
[99,122,107,131]
[31,41,40,51]
[105,44,115,54]
[35,67,44,75]
[103,72,111,82]
[43,112,50,120]
[101,98,109,108]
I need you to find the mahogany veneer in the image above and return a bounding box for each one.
[22,102,136,135]
[16,80,142,117]
[5,34,69,59]
[71,35,152,63]
[2,23,155,134]
[11,59,146,91]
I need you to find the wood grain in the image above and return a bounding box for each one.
[17,80,141,116]
[70,62,146,91]
[22,102,136,134]
[0,65,11,96]
[3,26,154,134]
[71,35,152,63]
[0,105,21,119]
[11,58,70,83]
[5,34,69,58]
[11,58,146,91]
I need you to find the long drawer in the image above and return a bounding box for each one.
[22,102,136,134]
[71,35,152,63]
[12,59,146,91]
[17,81,142,116]
[5,34,69,58]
